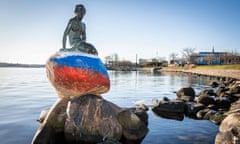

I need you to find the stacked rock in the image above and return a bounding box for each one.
[32,4,148,144]
[33,54,148,143]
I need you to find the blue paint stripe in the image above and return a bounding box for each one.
[51,55,109,77]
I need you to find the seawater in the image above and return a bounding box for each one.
[0,68,218,144]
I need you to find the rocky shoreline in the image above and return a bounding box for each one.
[161,69,240,80]
[33,66,240,144]
[33,78,240,144]
[152,78,240,144]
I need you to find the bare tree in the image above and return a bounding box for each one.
[231,52,240,64]
[182,48,196,63]
[104,56,111,66]
[227,53,240,64]
[220,53,226,64]
[220,52,240,64]
[169,53,178,64]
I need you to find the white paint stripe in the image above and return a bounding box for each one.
[55,51,99,59]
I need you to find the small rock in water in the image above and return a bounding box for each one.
[203,109,216,120]
[216,86,229,97]
[37,108,50,123]
[32,98,69,144]
[176,87,195,102]
[176,87,195,97]
[196,109,210,119]
[197,94,215,106]
[153,100,185,113]
[185,102,206,118]
[162,96,170,102]
[209,112,226,125]
[117,109,148,143]
[210,81,219,88]
[215,97,231,110]
[130,107,149,126]
[199,89,215,96]
[152,100,185,121]
[135,103,149,111]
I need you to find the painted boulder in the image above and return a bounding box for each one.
[46,51,110,98]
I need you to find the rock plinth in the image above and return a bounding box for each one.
[32,94,148,144]
[32,98,68,144]
[64,95,122,143]
[33,4,149,144]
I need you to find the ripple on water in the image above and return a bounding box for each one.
[0,69,219,144]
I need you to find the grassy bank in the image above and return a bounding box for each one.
[161,64,240,80]
[194,64,240,70]
[163,64,240,70]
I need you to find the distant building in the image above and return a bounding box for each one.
[169,58,187,66]
[104,54,119,67]
[190,48,240,65]
[139,58,168,67]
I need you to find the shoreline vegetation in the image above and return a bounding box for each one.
[163,64,240,70]
[160,64,240,80]
[1,62,239,80]
[0,62,45,68]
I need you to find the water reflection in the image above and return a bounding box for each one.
[105,71,218,144]
[105,71,216,104]
[0,68,218,144]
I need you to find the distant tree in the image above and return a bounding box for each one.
[104,53,119,67]
[116,60,133,67]
[169,53,178,64]
[112,53,119,62]
[182,48,196,63]
[220,52,240,64]
[231,52,240,64]
[105,56,113,64]
[228,53,240,64]
[220,53,226,64]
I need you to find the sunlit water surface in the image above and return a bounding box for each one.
[0,68,218,144]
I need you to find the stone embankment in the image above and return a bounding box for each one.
[162,69,240,80]
[152,78,240,144]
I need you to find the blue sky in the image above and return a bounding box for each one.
[0,0,239,64]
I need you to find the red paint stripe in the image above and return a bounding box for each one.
[53,66,110,92]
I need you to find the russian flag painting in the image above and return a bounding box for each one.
[46,52,110,98]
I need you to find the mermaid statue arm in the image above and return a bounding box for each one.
[81,23,86,42]
[62,20,72,49]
